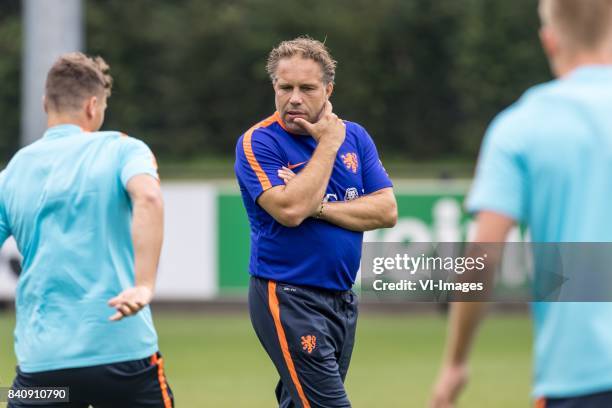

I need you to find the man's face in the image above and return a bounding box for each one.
[273,56,333,134]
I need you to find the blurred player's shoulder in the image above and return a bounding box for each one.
[485,78,571,145]
[94,130,153,154]
[97,130,137,143]
[483,73,612,160]
[1,133,57,175]
[97,129,127,138]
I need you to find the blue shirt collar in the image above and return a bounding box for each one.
[566,64,612,80]
[43,124,85,139]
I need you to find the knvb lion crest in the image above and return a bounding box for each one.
[341,153,358,173]
[301,335,317,354]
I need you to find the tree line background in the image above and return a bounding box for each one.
[0,0,550,171]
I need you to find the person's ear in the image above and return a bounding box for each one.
[43,95,49,114]
[325,82,334,100]
[540,26,558,62]
[85,96,98,119]
[540,25,564,76]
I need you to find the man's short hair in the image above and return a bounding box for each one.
[540,0,612,51]
[266,36,337,84]
[45,52,113,112]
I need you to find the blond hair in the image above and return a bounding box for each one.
[266,36,337,84]
[540,0,612,51]
[45,52,113,112]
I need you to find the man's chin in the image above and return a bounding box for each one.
[287,124,309,135]
[283,119,308,135]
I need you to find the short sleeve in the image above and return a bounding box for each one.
[358,126,393,194]
[119,137,159,188]
[0,172,11,247]
[234,128,286,201]
[466,111,528,222]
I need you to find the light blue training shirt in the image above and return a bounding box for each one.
[0,124,159,373]
[468,66,612,398]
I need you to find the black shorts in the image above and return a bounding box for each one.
[249,276,358,408]
[8,352,174,408]
[538,390,612,408]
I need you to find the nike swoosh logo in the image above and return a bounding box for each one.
[287,161,307,170]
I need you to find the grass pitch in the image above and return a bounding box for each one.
[0,311,531,407]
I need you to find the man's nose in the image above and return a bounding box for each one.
[289,90,302,105]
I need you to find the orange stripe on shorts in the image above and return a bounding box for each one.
[535,397,546,408]
[267,281,311,408]
[151,353,173,408]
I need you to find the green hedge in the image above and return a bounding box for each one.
[0,0,550,162]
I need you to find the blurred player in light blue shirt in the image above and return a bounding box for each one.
[432,1,612,407]
[0,53,173,407]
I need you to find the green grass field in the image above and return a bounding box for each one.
[0,312,532,407]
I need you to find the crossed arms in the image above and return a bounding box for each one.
[257,103,397,231]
